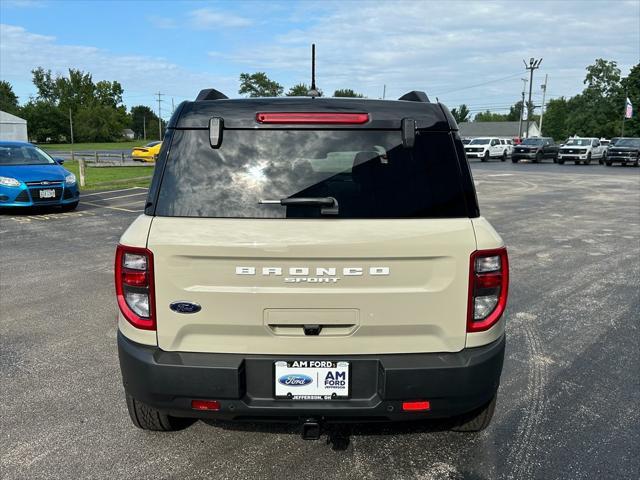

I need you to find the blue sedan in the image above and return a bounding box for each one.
[0,141,80,210]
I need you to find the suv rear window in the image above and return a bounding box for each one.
[154,129,470,219]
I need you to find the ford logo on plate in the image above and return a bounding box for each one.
[278,374,313,387]
[169,301,201,314]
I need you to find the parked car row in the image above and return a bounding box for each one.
[464,136,640,167]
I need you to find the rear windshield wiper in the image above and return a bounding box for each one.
[259,196,339,215]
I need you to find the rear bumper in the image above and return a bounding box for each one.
[118,331,505,422]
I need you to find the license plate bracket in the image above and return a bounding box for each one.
[274,360,350,400]
[39,189,56,199]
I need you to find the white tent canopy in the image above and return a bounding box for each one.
[0,110,28,142]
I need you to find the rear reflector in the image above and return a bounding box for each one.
[191,400,221,411]
[402,401,431,412]
[256,112,369,124]
[122,269,147,287]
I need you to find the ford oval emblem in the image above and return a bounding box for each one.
[278,374,313,387]
[169,301,201,314]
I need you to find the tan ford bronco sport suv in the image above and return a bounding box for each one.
[116,89,509,438]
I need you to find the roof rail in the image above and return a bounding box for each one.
[195,89,229,101]
[398,91,430,103]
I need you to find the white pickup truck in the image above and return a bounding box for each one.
[464,137,509,162]
[557,138,606,165]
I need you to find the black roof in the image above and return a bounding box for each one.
[169,96,457,131]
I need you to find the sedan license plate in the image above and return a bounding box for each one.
[274,360,350,400]
[39,189,56,199]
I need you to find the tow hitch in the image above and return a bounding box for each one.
[301,419,321,440]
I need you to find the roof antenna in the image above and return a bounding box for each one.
[307,44,321,97]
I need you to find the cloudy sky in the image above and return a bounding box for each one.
[1,0,638,121]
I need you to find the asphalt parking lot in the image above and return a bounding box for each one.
[1,163,639,480]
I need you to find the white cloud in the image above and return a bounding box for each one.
[0,24,235,115]
[188,8,252,29]
[219,0,639,106]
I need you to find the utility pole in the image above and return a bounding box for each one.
[538,74,548,135]
[382,84,386,100]
[523,58,542,138]
[143,115,146,141]
[156,91,164,139]
[518,78,528,140]
[68,108,74,145]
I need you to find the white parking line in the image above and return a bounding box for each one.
[82,200,142,213]
[88,191,148,202]
[81,187,147,198]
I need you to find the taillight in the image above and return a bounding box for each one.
[468,248,509,332]
[115,245,155,330]
[256,112,369,124]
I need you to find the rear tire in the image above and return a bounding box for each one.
[451,394,497,432]
[125,392,195,431]
[501,150,507,162]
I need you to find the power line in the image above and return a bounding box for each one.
[433,72,523,96]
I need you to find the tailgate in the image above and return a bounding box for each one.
[149,217,476,355]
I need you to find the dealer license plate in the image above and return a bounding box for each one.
[274,360,350,400]
[39,189,56,199]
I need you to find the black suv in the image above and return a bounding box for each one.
[605,138,640,167]
[512,137,559,163]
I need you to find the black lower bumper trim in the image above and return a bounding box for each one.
[118,332,505,421]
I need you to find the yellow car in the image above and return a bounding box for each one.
[131,141,162,162]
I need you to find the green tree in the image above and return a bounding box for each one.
[21,100,67,143]
[130,105,164,140]
[31,67,57,103]
[584,58,622,97]
[0,80,20,115]
[28,67,128,142]
[95,80,124,108]
[450,104,470,123]
[566,59,624,138]
[540,97,570,140]
[286,83,310,96]
[238,72,283,97]
[75,104,127,142]
[474,110,509,122]
[620,63,640,137]
[333,89,364,98]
